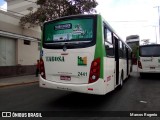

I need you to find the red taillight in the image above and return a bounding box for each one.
[88,58,100,83]
[138,60,142,69]
[40,58,46,79]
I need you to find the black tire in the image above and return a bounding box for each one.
[119,75,123,88]
[118,73,123,89]
[140,73,144,78]
[130,66,132,72]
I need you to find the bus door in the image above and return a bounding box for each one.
[126,47,129,76]
[114,36,119,85]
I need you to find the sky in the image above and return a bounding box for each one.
[0,0,160,44]
[0,0,7,11]
[96,0,160,44]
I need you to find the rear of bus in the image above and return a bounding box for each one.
[138,44,160,76]
[39,15,106,95]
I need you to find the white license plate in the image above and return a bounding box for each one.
[60,76,71,81]
[150,67,155,69]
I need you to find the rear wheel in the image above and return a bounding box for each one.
[140,73,144,78]
[130,66,132,72]
[120,76,123,88]
[119,73,123,89]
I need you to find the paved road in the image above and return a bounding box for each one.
[0,72,160,120]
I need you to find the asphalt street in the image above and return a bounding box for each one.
[0,72,160,120]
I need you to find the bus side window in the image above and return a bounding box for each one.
[103,24,112,44]
[107,29,112,44]
[119,40,123,58]
[123,43,126,58]
[128,50,131,59]
[103,26,107,41]
[103,24,114,57]
[125,46,128,59]
[105,42,114,57]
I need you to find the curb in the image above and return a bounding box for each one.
[0,81,38,88]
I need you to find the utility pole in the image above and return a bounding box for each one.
[155,26,158,43]
[152,26,158,43]
[154,6,160,43]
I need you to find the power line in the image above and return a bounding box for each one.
[109,20,148,23]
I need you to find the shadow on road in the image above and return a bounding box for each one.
[46,88,121,110]
[139,73,160,80]
[45,76,134,111]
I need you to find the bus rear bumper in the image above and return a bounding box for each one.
[138,69,160,73]
[39,76,106,95]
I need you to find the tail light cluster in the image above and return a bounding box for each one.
[138,60,142,69]
[88,58,100,83]
[40,58,46,79]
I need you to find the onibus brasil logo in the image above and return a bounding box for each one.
[78,56,87,66]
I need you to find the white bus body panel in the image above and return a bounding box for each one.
[138,57,160,73]
[40,76,107,95]
[40,46,114,95]
[103,57,115,93]
[42,46,95,84]
[119,59,127,79]
[39,47,119,95]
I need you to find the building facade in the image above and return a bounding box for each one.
[0,0,41,78]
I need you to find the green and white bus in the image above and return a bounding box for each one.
[138,44,160,77]
[39,14,132,95]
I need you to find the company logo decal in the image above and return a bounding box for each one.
[46,56,64,62]
[63,46,67,52]
[78,56,87,66]
[54,23,72,30]
[73,24,85,35]
[107,76,111,82]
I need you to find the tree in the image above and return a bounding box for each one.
[20,0,98,27]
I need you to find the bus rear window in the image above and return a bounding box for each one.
[44,18,94,43]
[140,45,160,57]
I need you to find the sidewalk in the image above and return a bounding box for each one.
[0,75,39,88]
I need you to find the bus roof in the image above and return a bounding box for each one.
[126,35,139,40]
[140,44,160,47]
[44,14,98,24]
[126,39,139,43]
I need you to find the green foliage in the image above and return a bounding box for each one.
[19,0,98,27]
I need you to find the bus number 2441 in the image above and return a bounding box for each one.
[78,72,87,77]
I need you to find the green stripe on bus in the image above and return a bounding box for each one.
[94,15,106,79]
